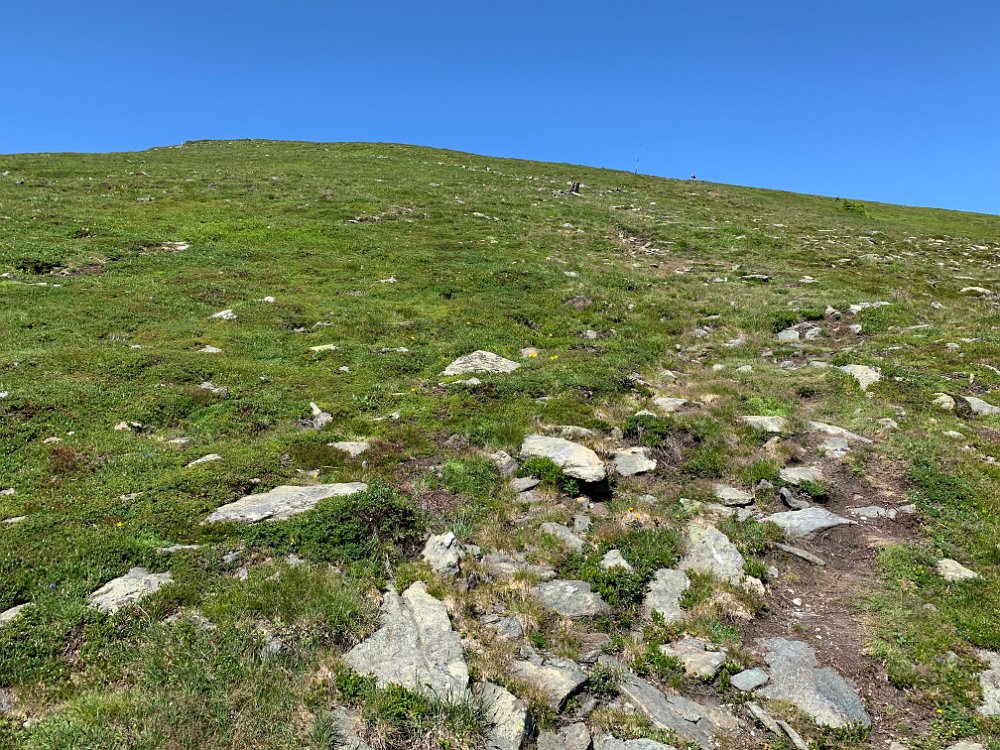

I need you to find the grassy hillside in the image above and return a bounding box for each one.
[0,140,998,749]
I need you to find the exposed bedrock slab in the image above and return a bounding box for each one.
[206,482,368,523]
[478,681,531,750]
[680,524,745,584]
[532,579,610,618]
[642,568,689,623]
[88,567,173,614]
[762,507,856,538]
[508,658,586,710]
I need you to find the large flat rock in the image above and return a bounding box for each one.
[508,658,586,709]
[599,655,736,748]
[520,434,606,482]
[343,582,468,699]
[762,507,856,538]
[532,579,610,619]
[442,351,521,376]
[206,482,368,523]
[680,524,745,584]
[478,681,531,750]
[977,649,1000,717]
[642,568,689,623]
[88,567,173,614]
[594,737,678,750]
[757,637,871,728]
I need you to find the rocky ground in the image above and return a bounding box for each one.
[0,141,998,749]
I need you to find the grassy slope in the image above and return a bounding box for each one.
[0,140,998,748]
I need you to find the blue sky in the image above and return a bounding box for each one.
[3,1,998,213]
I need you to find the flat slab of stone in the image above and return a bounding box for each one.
[0,604,28,626]
[680,524,745,584]
[652,396,688,413]
[539,522,587,552]
[599,655,736,748]
[206,482,368,523]
[511,476,541,492]
[614,447,657,477]
[964,396,1000,416]
[937,558,979,581]
[442,351,521,376]
[594,737,677,750]
[978,649,1000,717]
[520,435,606,482]
[839,365,881,391]
[343,582,468,699]
[807,422,871,444]
[850,505,897,520]
[642,569,689,623]
[659,638,726,679]
[741,415,787,433]
[478,681,531,750]
[480,552,556,581]
[762,508,856,539]
[88,567,173,614]
[712,483,753,506]
[601,549,634,573]
[330,707,373,750]
[508,658,586,709]
[757,637,871,728]
[537,723,591,750]
[532,579,610,619]
[730,668,769,692]
[779,466,825,485]
[329,441,370,457]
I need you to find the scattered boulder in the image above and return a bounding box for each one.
[539,522,588,552]
[932,393,956,411]
[480,552,556,581]
[680,524,745,584]
[712,484,753,507]
[343,582,468,699]
[422,531,464,576]
[511,476,541,492]
[532,580,610,619]
[492,450,519,478]
[209,309,237,320]
[329,440,370,457]
[185,453,221,468]
[839,365,881,391]
[478,681,531,750]
[762,508,856,538]
[964,396,1000,416]
[977,649,1000,717]
[642,569,689,624]
[613,447,657,477]
[779,465,824,486]
[807,422,872,445]
[0,604,28,626]
[442,351,521,376]
[593,737,676,750]
[330,707,373,750]
[88,567,173,614]
[652,396,688,413]
[850,505,896,520]
[659,637,727,680]
[304,402,333,430]
[206,482,368,523]
[520,435,606,482]
[508,657,586,709]
[757,637,871,728]
[937,558,980,581]
[741,415,787,433]
[730,668,769,692]
[601,549,634,573]
[537,723,591,750]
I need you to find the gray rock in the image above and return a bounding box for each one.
[964,396,1000,416]
[680,524,745,584]
[659,638,726,679]
[305,402,333,430]
[777,326,800,343]
[442,351,521,376]
[807,421,871,445]
[206,482,368,523]
[480,552,556,581]
[652,396,688,413]
[539,522,588,552]
[730,668,769,692]
[839,364,881,391]
[520,435,606,482]
[511,476,541,492]
[532,580,610,619]
[944,743,986,750]
[479,681,531,750]
[601,549,634,573]
[593,737,677,750]
[186,453,222,467]
[88,567,173,614]
[156,543,202,554]
[537,723,591,750]
[422,531,464,576]
[330,440,370,457]
[508,658,586,709]
[484,614,524,640]
[932,393,956,411]
[757,637,871,728]
[937,558,980,581]
[492,450,519,478]
[614,447,657,477]
[343,582,468,699]
[977,649,1000,716]
[762,508,856,538]
[599,655,736,748]
[712,484,753,506]
[745,701,782,734]
[740,415,787,433]
[779,486,811,510]
[849,505,897,520]
[573,514,592,534]
[0,604,28,626]
[642,569,689,623]
[819,436,852,459]
[0,688,12,715]
[331,706,373,750]
[557,426,596,439]
[779,466,824,485]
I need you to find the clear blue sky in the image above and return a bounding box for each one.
[3,1,998,213]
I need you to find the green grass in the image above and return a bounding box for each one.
[1,139,999,747]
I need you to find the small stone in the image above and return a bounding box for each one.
[185,453,221,468]
[492,450,519,478]
[937,558,980,581]
[601,549,634,573]
[659,638,726,679]
[932,393,956,410]
[741,415,787,433]
[652,396,688,413]
[779,486,811,510]
[442,351,521,376]
[613,447,657,477]
[537,723,591,750]
[731,668,769,692]
[210,309,237,320]
[0,604,28,626]
[306,402,333,430]
[849,506,897,520]
[960,286,993,296]
[539,522,587,552]
[713,483,754,506]
[680,524,745,584]
[508,658,586,709]
[511,476,541,492]
[977,649,1000,717]
[531,580,610,618]
[422,531,464,576]
[779,465,825,485]
[839,364,881,391]
[329,440,370,457]
[198,345,222,354]
[88,567,173,614]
